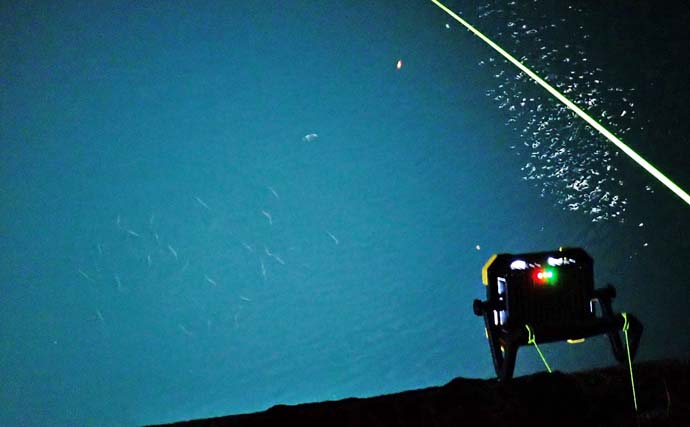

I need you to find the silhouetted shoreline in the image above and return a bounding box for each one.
[151,358,689,426]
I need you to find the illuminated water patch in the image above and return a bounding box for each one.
[474,1,641,222]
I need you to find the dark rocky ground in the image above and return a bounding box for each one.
[152,358,689,426]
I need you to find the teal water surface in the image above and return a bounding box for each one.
[1,1,688,425]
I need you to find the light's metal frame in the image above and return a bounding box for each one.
[473,247,642,381]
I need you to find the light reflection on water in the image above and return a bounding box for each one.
[475,1,644,223]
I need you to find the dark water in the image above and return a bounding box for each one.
[1,1,688,425]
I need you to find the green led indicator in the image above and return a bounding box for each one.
[538,270,552,280]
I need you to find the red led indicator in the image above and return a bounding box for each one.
[533,268,556,285]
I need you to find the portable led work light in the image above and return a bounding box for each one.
[473,247,643,381]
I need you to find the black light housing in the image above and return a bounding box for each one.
[473,247,642,381]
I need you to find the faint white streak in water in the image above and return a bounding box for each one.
[126,229,140,238]
[268,186,280,200]
[326,231,339,245]
[302,133,318,142]
[194,196,211,211]
[179,324,193,336]
[264,246,285,265]
[261,210,272,225]
[168,245,178,261]
[114,274,123,292]
[78,268,94,282]
[241,242,254,253]
[204,274,218,286]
